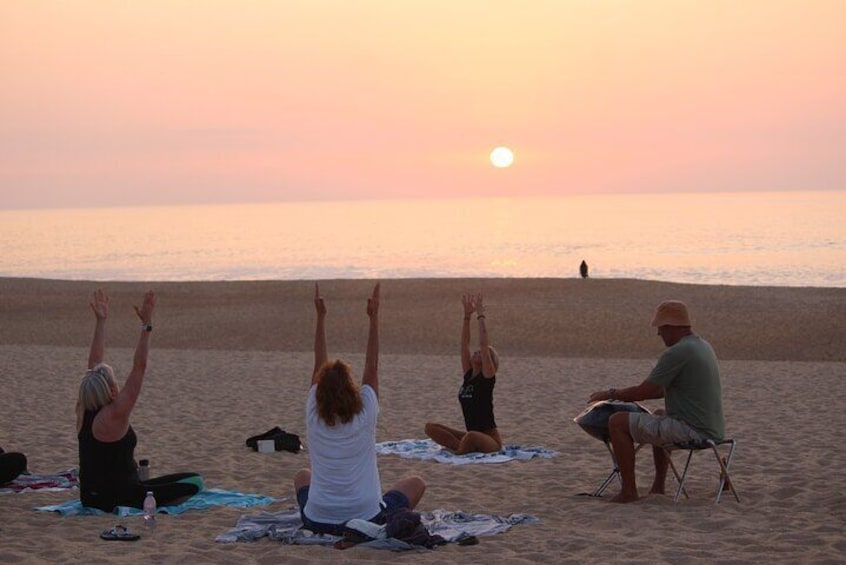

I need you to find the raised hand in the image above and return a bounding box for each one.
[312,283,328,380]
[133,291,156,324]
[462,294,476,316]
[87,288,110,369]
[363,282,381,394]
[90,288,110,320]
[314,283,327,316]
[367,282,380,318]
[475,294,486,317]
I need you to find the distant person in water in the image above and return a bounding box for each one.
[0,447,27,484]
[588,300,725,503]
[580,260,589,279]
[425,294,502,454]
[77,289,203,512]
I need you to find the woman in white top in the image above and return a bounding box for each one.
[293,283,426,536]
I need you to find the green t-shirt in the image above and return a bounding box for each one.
[647,335,725,440]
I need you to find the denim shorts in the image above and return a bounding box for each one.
[296,485,410,536]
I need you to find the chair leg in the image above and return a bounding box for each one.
[713,440,740,504]
[593,441,645,497]
[592,441,620,497]
[672,440,741,505]
[664,448,689,501]
[593,468,619,497]
[672,449,695,505]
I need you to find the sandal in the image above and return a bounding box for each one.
[100,524,140,541]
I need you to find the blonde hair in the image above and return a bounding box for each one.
[78,363,117,412]
[315,360,363,426]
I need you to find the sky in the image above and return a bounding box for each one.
[1,0,844,209]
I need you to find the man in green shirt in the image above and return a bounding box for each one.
[589,300,725,503]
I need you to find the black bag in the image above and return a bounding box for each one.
[385,508,446,549]
[272,431,302,454]
[245,427,302,453]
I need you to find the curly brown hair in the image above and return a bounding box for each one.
[315,360,363,426]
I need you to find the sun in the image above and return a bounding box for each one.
[490,146,514,168]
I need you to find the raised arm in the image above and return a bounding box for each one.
[312,283,328,386]
[87,289,109,369]
[362,283,380,397]
[460,294,475,373]
[476,295,496,378]
[110,290,155,420]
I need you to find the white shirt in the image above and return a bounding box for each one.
[304,383,382,524]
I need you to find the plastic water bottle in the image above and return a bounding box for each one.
[143,491,157,531]
[138,459,150,481]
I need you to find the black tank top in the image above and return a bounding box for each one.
[78,410,138,497]
[458,370,497,431]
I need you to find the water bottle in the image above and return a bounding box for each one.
[143,491,157,531]
[138,459,150,482]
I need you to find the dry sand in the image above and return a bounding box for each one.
[1,277,844,564]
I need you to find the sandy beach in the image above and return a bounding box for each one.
[1,277,844,564]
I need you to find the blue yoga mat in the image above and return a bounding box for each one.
[35,488,277,517]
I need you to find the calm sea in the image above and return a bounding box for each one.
[1,192,844,287]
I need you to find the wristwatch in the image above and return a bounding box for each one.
[141,323,153,332]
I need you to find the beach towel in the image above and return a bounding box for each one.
[375,439,556,464]
[0,468,79,494]
[35,488,276,517]
[421,509,537,541]
[215,507,538,550]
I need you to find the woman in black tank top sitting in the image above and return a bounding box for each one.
[425,294,502,454]
[76,289,203,512]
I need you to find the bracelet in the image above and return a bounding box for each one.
[477,315,486,320]
[608,388,617,400]
[141,323,153,332]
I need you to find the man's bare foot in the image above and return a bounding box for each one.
[610,492,640,503]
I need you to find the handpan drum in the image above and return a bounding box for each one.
[573,400,651,442]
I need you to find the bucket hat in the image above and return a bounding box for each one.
[650,300,691,327]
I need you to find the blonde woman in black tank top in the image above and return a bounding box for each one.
[424,294,502,454]
[76,289,202,511]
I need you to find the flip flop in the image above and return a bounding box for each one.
[100,525,140,541]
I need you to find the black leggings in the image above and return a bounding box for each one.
[81,472,203,512]
[0,451,27,484]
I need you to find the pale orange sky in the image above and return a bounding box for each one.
[1,0,844,209]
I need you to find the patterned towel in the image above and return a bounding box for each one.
[375,439,556,464]
[215,507,538,548]
[35,488,277,516]
[0,468,79,493]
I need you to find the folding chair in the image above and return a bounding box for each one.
[664,438,740,505]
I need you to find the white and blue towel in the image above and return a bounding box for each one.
[215,507,538,548]
[35,488,277,517]
[375,439,556,464]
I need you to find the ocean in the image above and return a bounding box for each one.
[1,191,844,287]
